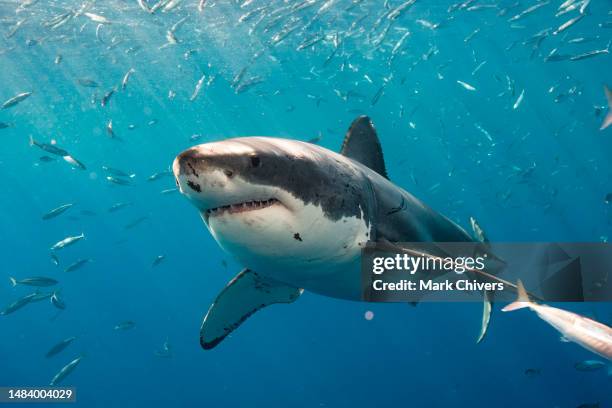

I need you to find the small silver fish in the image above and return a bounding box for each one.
[391,30,411,56]
[471,60,487,75]
[0,293,37,315]
[51,253,60,266]
[50,356,82,386]
[63,155,86,170]
[371,85,385,106]
[513,89,525,110]
[102,166,134,178]
[77,78,98,88]
[457,80,477,91]
[507,1,549,22]
[234,76,264,94]
[387,0,416,19]
[1,91,32,109]
[190,75,205,101]
[9,276,58,287]
[46,336,77,358]
[503,281,612,360]
[165,30,178,45]
[121,68,135,91]
[114,320,136,331]
[106,176,132,186]
[64,259,92,273]
[574,360,606,371]
[95,24,105,43]
[553,14,584,35]
[416,19,440,30]
[464,28,480,43]
[470,217,489,243]
[108,202,132,213]
[137,0,152,13]
[29,136,69,156]
[105,119,115,138]
[50,233,85,251]
[42,203,74,220]
[148,170,172,181]
[83,12,109,23]
[51,291,65,310]
[101,88,115,107]
[570,48,609,62]
[152,255,165,267]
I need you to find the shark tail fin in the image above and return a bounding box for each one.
[502,280,531,312]
[9,277,17,287]
[476,290,493,344]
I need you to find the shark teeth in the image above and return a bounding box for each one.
[206,198,279,216]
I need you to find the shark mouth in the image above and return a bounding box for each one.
[205,198,280,218]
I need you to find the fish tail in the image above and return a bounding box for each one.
[9,276,17,287]
[601,85,612,131]
[601,111,612,131]
[502,280,531,312]
[28,135,34,146]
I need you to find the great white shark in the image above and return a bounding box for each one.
[173,116,486,349]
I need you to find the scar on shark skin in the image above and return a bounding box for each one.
[293,233,303,241]
[187,180,201,192]
[387,196,407,215]
[187,162,199,177]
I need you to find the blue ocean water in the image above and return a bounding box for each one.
[0,0,611,407]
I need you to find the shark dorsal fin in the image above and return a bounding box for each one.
[340,116,389,179]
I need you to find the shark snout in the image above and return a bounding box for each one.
[173,146,234,204]
[173,148,207,198]
[173,148,203,178]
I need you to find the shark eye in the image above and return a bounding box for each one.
[250,156,261,168]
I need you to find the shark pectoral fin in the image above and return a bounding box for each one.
[476,290,493,344]
[340,116,389,179]
[200,269,302,350]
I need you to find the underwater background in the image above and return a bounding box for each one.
[0,0,611,407]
